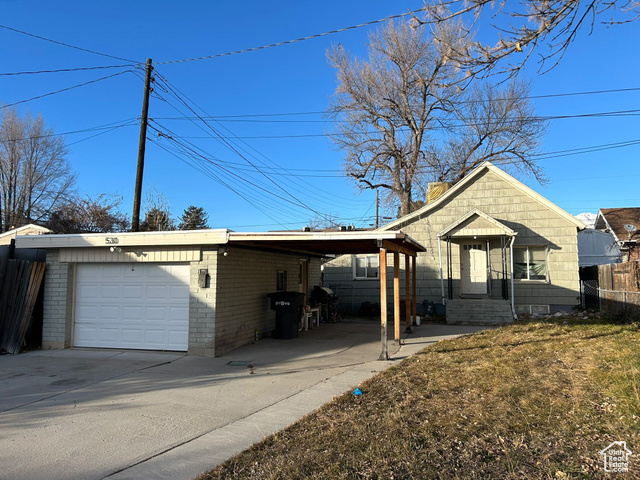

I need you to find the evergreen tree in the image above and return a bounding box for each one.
[179,205,209,230]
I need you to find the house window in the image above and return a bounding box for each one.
[514,246,547,281]
[353,255,379,280]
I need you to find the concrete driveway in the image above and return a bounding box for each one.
[0,320,487,480]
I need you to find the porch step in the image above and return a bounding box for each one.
[445,299,514,326]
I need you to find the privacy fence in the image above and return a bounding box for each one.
[597,262,640,316]
[0,245,46,354]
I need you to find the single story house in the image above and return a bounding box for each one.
[16,229,424,357]
[324,162,586,323]
[0,224,51,245]
[595,208,640,262]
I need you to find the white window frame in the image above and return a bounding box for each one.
[513,245,549,282]
[352,254,379,280]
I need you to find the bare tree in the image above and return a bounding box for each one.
[46,194,129,234]
[0,108,75,231]
[140,187,175,231]
[421,1,640,77]
[328,20,545,216]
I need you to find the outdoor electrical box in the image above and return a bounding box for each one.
[198,269,209,288]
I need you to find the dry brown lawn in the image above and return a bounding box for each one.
[198,315,640,479]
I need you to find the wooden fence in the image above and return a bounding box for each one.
[0,245,46,354]
[598,262,640,315]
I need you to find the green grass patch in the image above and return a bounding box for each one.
[198,316,640,479]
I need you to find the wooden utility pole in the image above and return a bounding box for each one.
[375,190,379,229]
[132,58,153,232]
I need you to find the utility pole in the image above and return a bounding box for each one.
[375,189,379,229]
[132,58,153,232]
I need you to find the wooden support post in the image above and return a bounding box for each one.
[405,254,411,333]
[379,248,388,360]
[394,251,400,344]
[412,255,417,326]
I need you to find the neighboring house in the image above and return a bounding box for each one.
[595,208,640,262]
[16,229,424,356]
[0,224,51,245]
[577,228,621,267]
[324,162,586,323]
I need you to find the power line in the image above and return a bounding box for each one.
[152,71,371,211]
[150,78,370,207]
[171,108,640,139]
[151,86,640,121]
[1,70,136,109]
[149,136,293,229]
[4,118,138,142]
[0,23,138,63]
[150,123,337,218]
[151,76,331,220]
[0,64,135,76]
[155,8,428,65]
[66,122,136,146]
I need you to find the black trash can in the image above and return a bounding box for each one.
[267,292,305,339]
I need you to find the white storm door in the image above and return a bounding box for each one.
[74,263,190,351]
[461,243,487,295]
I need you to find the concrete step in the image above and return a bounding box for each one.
[446,299,514,325]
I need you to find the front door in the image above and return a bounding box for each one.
[461,243,487,295]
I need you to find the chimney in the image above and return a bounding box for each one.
[427,182,450,203]
[302,226,311,232]
[339,225,347,231]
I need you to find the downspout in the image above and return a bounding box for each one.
[438,235,445,306]
[509,235,517,320]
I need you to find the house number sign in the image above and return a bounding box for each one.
[105,237,120,245]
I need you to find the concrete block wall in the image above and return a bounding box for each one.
[188,248,218,357]
[42,249,74,349]
[214,247,322,356]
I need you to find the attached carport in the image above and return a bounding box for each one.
[228,231,427,360]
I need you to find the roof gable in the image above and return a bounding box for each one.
[596,208,640,243]
[438,209,516,237]
[382,162,585,231]
[0,224,51,238]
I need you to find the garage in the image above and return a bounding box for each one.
[74,263,190,351]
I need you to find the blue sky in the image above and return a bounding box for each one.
[2,1,639,231]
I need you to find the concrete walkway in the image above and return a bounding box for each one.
[0,321,486,480]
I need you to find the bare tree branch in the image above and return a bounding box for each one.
[327,19,545,217]
[422,0,640,78]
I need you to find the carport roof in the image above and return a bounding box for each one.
[229,231,426,256]
[16,229,426,256]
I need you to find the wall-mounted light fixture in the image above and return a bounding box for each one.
[109,246,122,253]
[220,248,229,256]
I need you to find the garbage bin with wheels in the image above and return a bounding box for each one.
[267,291,305,339]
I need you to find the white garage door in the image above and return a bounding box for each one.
[74,263,190,351]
